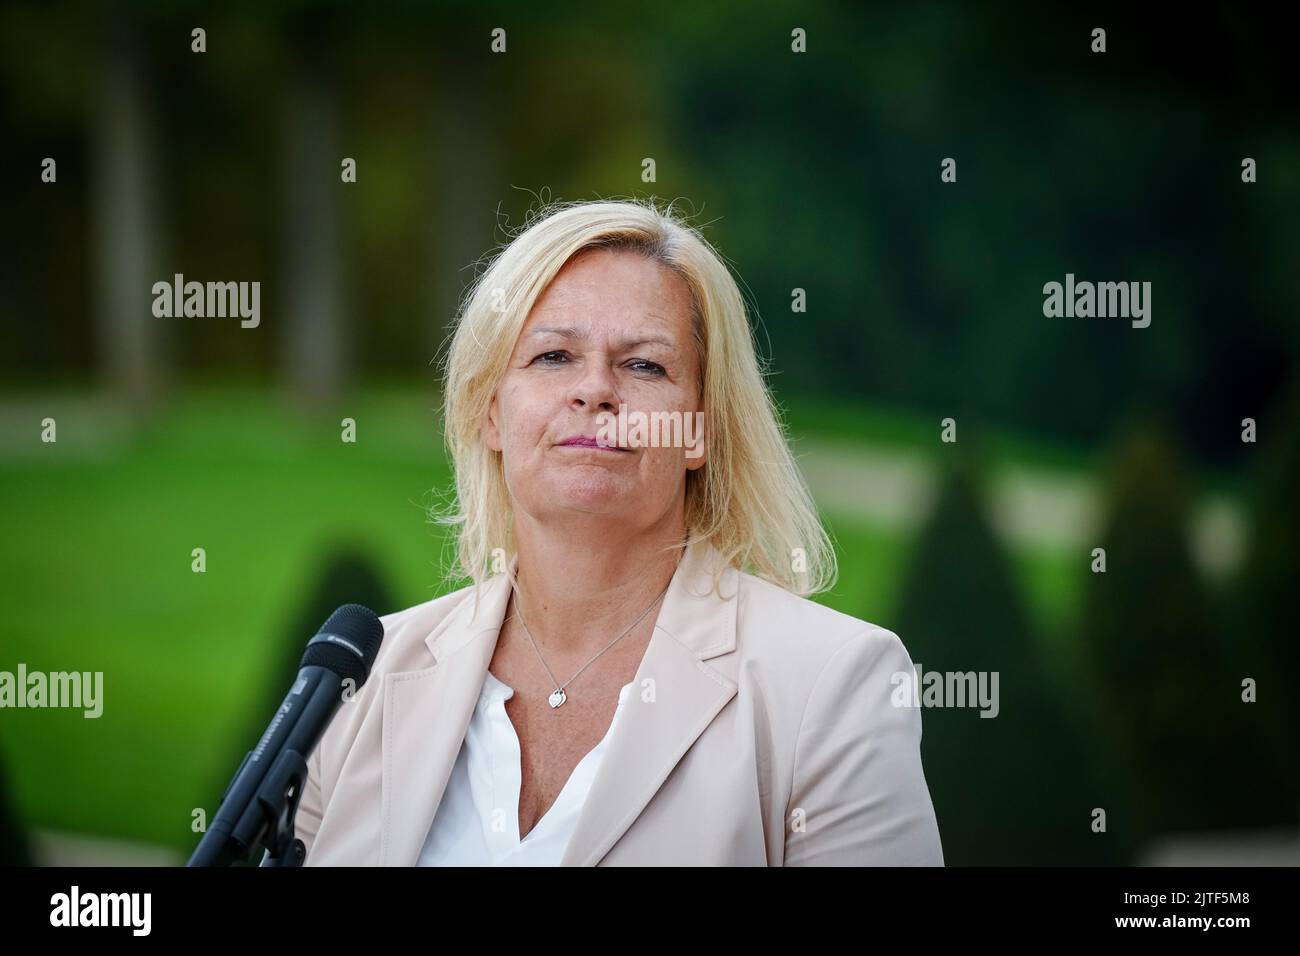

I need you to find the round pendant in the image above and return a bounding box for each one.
[548,688,567,708]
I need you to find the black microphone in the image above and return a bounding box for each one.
[188,604,384,867]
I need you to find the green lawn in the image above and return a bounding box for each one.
[0,384,1078,849]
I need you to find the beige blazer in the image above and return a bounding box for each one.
[294,537,944,866]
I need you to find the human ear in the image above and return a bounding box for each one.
[484,393,503,452]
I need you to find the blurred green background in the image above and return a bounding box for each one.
[1,2,1297,865]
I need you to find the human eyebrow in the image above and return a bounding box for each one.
[526,326,583,341]
[524,327,678,354]
[619,334,677,351]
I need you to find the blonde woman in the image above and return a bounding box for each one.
[294,199,944,866]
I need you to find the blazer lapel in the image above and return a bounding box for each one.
[560,540,740,866]
[379,568,513,866]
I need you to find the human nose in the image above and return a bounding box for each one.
[568,355,620,413]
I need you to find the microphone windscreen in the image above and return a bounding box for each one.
[300,604,384,686]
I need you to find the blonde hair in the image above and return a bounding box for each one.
[435,197,836,597]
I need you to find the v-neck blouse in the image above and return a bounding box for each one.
[417,670,636,866]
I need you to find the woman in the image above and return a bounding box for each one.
[294,199,944,866]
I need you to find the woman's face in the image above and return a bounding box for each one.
[484,247,707,533]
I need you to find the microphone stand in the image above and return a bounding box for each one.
[190,745,309,867]
[256,748,309,867]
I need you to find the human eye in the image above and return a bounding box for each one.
[531,350,570,365]
[627,359,666,376]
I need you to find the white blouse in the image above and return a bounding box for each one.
[417,670,635,866]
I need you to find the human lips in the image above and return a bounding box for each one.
[558,435,631,452]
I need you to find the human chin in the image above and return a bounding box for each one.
[542,465,636,514]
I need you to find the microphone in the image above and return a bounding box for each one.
[188,604,384,867]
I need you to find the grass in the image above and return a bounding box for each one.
[0,383,1078,849]
[1,386,455,847]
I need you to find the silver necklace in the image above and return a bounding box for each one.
[507,571,675,709]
